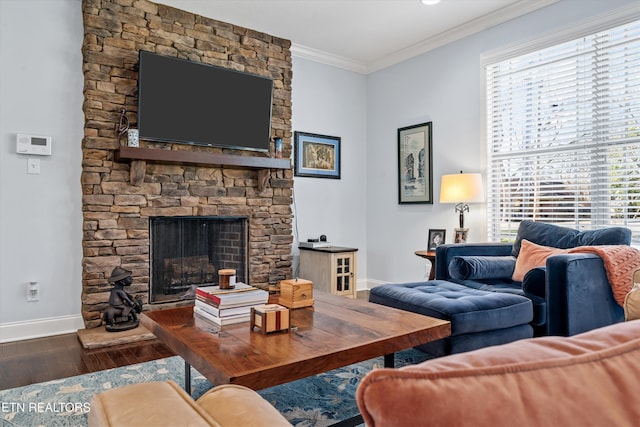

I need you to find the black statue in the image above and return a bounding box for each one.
[103,267,143,332]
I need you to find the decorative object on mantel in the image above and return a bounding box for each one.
[116,108,129,147]
[279,278,314,308]
[439,171,484,243]
[294,131,341,179]
[127,128,139,147]
[103,267,143,332]
[274,137,283,158]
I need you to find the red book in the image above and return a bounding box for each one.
[195,283,268,308]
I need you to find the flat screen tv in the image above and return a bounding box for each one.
[137,50,273,152]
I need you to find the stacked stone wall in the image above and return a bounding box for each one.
[81,0,293,328]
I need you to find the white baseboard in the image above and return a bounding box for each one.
[361,279,391,290]
[0,314,85,343]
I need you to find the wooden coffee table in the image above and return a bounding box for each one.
[142,291,450,422]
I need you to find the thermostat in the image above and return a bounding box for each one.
[16,133,52,156]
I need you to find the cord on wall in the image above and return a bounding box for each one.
[291,184,301,278]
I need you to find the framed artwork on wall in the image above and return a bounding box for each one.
[294,131,341,179]
[398,122,433,204]
[427,229,446,251]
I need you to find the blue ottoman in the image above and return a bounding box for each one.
[369,280,533,356]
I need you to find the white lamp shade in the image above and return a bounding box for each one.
[440,173,485,203]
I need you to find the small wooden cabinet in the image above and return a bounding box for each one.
[299,246,358,298]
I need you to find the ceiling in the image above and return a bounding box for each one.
[155,0,558,73]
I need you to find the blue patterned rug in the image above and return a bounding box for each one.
[0,348,430,426]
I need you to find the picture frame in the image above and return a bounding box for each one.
[398,122,433,204]
[294,131,341,179]
[427,229,446,251]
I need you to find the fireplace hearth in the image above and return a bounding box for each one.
[150,216,248,304]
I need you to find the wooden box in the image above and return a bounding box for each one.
[279,278,314,309]
[250,304,290,334]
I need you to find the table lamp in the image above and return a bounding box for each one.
[440,172,484,243]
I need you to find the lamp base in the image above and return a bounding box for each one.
[454,227,469,243]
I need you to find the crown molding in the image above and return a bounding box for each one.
[367,0,559,73]
[293,0,559,75]
[291,44,368,74]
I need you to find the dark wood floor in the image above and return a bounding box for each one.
[0,333,174,390]
[0,291,370,391]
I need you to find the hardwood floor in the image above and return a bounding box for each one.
[0,333,174,390]
[0,291,370,391]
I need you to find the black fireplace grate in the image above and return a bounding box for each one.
[149,216,248,304]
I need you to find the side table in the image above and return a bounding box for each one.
[415,250,436,280]
[299,246,358,298]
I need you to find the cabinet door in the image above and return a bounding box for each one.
[333,253,356,297]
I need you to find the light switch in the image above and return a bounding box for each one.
[27,158,40,174]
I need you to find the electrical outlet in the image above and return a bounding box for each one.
[27,281,39,302]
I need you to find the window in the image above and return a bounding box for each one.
[486,19,640,243]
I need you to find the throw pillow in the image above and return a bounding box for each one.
[448,256,516,280]
[512,239,570,282]
[511,220,631,257]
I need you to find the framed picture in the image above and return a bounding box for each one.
[294,131,341,179]
[427,229,446,251]
[398,122,433,204]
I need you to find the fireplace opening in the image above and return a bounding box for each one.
[149,216,248,304]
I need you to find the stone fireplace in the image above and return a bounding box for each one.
[80,0,293,328]
[149,216,248,304]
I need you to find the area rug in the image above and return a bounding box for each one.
[0,348,430,426]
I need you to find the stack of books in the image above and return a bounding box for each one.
[194,282,269,326]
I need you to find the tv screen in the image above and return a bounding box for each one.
[137,50,273,151]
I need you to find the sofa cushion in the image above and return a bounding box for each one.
[448,255,516,280]
[511,220,631,257]
[369,281,532,335]
[88,381,291,427]
[357,320,640,427]
[512,239,571,281]
[88,380,220,427]
[197,384,291,427]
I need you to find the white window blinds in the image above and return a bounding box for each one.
[486,19,640,243]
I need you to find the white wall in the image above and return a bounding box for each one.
[0,0,85,341]
[291,57,368,287]
[366,0,639,285]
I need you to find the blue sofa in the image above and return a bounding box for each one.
[434,221,630,337]
[370,221,630,356]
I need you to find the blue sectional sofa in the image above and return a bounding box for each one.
[370,221,631,356]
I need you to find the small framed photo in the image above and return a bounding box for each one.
[398,122,433,204]
[294,131,341,179]
[427,229,446,251]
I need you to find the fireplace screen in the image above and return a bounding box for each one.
[149,216,248,304]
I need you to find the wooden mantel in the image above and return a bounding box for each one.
[115,146,291,190]
[115,146,291,169]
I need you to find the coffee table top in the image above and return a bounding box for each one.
[141,291,450,390]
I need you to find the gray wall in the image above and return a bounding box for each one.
[0,0,84,340]
[291,58,368,283]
